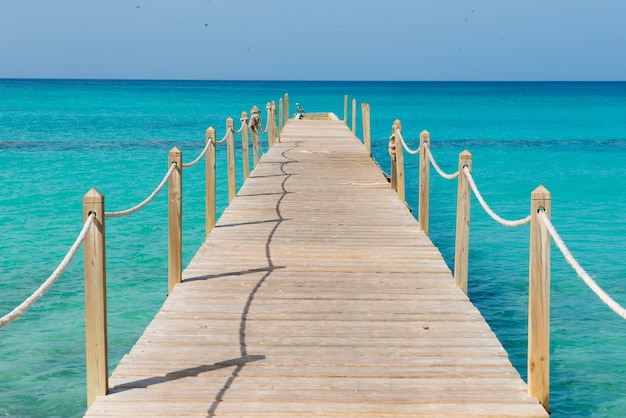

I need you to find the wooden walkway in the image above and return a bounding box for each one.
[85,116,548,417]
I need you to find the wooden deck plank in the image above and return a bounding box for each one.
[84,117,547,417]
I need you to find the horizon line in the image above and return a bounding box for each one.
[1,77,626,83]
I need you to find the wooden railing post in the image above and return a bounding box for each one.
[361,102,371,156]
[279,98,283,133]
[351,98,357,134]
[267,102,278,148]
[272,101,279,143]
[265,102,274,148]
[206,127,216,238]
[418,130,431,235]
[241,111,250,181]
[226,117,236,203]
[529,185,551,412]
[168,147,182,294]
[284,93,289,125]
[389,124,397,192]
[83,188,108,408]
[343,94,348,125]
[454,150,472,293]
[250,106,261,168]
[393,119,405,202]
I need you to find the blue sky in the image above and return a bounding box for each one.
[1,0,625,80]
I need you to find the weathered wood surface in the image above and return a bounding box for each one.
[85,117,547,417]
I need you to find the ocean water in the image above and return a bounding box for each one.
[1,79,625,417]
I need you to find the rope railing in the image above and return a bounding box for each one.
[395,130,421,155]
[388,126,432,232]
[250,133,266,152]
[390,125,547,399]
[234,123,245,135]
[0,214,96,329]
[463,166,531,227]
[539,211,626,320]
[1,95,284,410]
[104,162,177,219]
[408,134,626,319]
[249,105,268,153]
[425,143,459,180]
[252,125,267,139]
[380,115,626,412]
[2,145,193,328]
[216,127,230,145]
[259,120,268,135]
[182,137,213,169]
[82,101,278,406]
[268,102,278,146]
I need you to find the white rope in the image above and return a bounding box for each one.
[105,163,177,218]
[234,124,245,134]
[396,130,421,155]
[388,134,396,158]
[463,166,531,227]
[425,143,459,180]
[215,127,230,145]
[250,121,267,137]
[0,214,95,329]
[249,105,266,136]
[261,116,269,135]
[259,123,268,135]
[539,211,626,320]
[182,138,212,169]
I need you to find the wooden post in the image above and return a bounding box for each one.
[361,102,371,156]
[393,120,405,202]
[250,106,260,168]
[528,185,551,412]
[418,130,431,235]
[279,98,283,133]
[284,93,289,125]
[272,101,279,143]
[343,94,348,125]
[226,118,236,203]
[454,150,472,293]
[168,147,182,294]
[265,102,274,148]
[206,127,216,238]
[241,112,250,181]
[389,124,397,192]
[351,98,357,134]
[83,188,108,408]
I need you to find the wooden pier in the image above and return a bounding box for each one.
[84,115,548,417]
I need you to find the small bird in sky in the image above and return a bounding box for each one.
[296,103,305,113]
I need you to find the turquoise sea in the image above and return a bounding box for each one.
[1,79,625,417]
